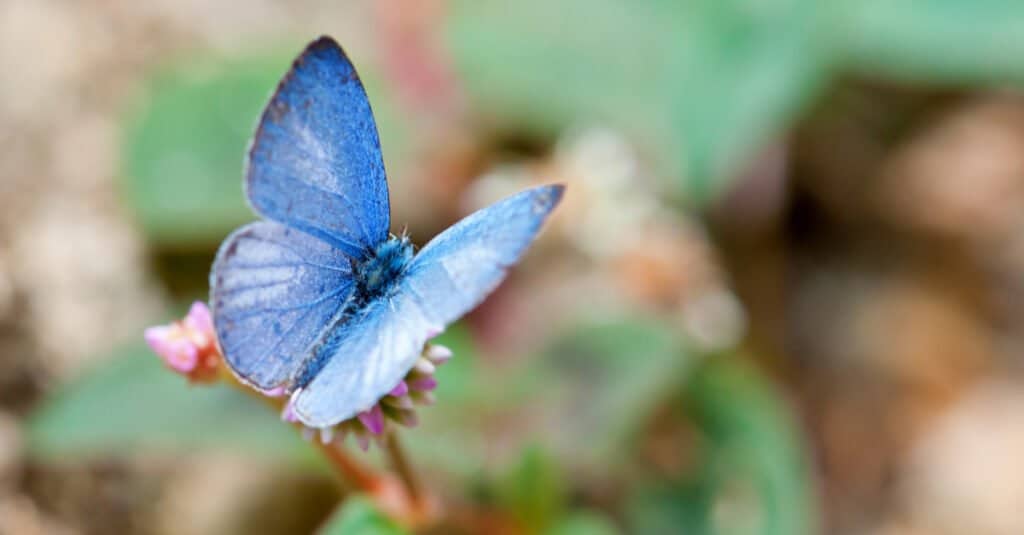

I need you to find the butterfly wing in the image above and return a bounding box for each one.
[291,184,564,427]
[210,222,355,390]
[292,289,439,427]
[401,184,565,327]
[246,36,390,258]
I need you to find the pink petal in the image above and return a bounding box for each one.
[389,381,409,397]
[184,302,214,335]
[358,405,386,435]
[409,376,438,392]
[144,326,198,373]
[280,400,299,423]
[261,385,288,398]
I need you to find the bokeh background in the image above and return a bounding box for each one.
[3,1,1024,534]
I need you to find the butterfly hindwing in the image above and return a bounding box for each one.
[246,36,390,258]
[292,288,438,427]
[210,221,355,391]
[291,185,564,427]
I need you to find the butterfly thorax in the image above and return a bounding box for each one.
[352,235,414,305]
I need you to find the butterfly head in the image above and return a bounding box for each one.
[352,235,414,303]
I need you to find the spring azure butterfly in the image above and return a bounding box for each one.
[209,36,564,428]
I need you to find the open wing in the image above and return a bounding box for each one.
[246,36,390,258]
[291,184,564,427]
[291,288,438,427]
[402,184,564,327]
[210,222,354,391]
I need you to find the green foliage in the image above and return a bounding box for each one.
[495,445,567,533]
[628,357,817,535]
[318,497,408,535]
[26,342,314,466]
[839,0,1024,83]
[120,53,283,248]
[120,46,408,249]
[447,0,1024,204]
[533,317,692,466]
[446,0,833,203]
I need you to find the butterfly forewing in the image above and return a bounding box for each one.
[246,36,390,258]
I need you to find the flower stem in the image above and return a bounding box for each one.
[312,439,381,493]
[219,365,382,493]
[385,429,422,506]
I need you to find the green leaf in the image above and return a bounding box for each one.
[26,342,315,467]
[531,317,692,467]
[496,445,568,533]
[665,0,833,201]
[318,496,408,535]
[446,0,832,203]
[839,0,1024,84]
[627,357,818,535]
[120,52,284,248]
[120,45,409,249]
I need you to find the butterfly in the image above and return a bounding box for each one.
[209,36,564,428]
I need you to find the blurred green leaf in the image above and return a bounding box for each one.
[839,0,1024,84]
[318,496,408,535]
[496,445,567,533]
[27,342,316,467]
[533,317,692,467]
[121,53,284,248]
[121,45,409,249]
[544,511,621,535]
[447,0,832,202]
[627,357,817,535]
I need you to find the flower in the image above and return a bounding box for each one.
[143,302,220,383]
[285,342,454,451]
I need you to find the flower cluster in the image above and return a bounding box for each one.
[143,302,221,383]
[282,344,452,450]
[144,302,451,451]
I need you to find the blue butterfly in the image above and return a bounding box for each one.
[209,36,564,428]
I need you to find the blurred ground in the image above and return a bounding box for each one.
[2,1,1024,534]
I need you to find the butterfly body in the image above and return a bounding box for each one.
[352,235,414,306]
[210,36,563,428]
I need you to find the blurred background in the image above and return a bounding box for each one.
[2,1,1024,533]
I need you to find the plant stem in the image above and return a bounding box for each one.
[220,366,383,494]
[312,439,382,493]
[385,429,422,506]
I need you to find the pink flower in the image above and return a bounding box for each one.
[294,342,454,451]
[144,302,221,383]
